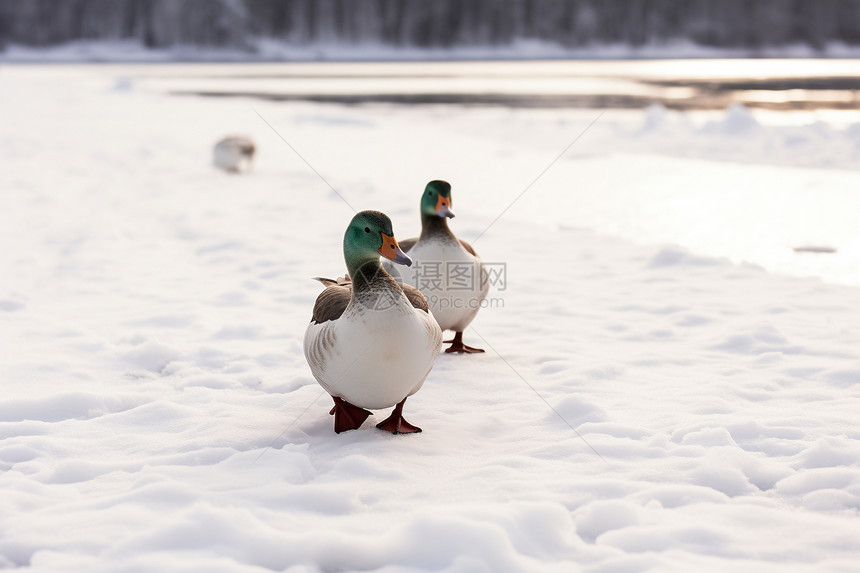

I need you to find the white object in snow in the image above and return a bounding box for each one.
[213,136,256,172]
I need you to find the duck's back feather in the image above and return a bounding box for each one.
[401,282,430,313]
[457,239,477,257]
[399,238,418,253]
[400,236,477,257]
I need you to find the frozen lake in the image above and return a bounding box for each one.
[13,59,854,285]
[29,58,860,112]
[6,60,860,289]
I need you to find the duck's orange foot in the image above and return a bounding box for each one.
[330,396,372,433]
[376,398,422,434]
[443,331,485,354]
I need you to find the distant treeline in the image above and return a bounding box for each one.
[1,0,858,51]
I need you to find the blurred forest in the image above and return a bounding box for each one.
[1,0,859,51]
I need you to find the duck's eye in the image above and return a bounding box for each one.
[364,227,371,233]
[428,191,433,196]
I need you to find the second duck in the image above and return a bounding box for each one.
[393,180,488,354]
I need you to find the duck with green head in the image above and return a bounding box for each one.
[304,210,442,434]
[389,180,488,353]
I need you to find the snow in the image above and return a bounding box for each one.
[1,63,860,571]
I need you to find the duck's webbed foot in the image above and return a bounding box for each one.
[443,331,485,354]
[330,396,372,433]
[376,398,422,434]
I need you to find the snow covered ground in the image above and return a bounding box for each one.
[1,63,859,571]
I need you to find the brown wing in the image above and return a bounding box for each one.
[311,284,352,324]
[401,283,430,313]
[399,237,418,253]
[312,273,427,318]
[458,239,478,257]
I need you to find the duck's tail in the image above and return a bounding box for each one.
[312,274,351,288]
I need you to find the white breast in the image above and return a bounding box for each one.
[303,295,442,410]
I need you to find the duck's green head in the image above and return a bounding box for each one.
[344,210,412,270]
[420,180,455,219]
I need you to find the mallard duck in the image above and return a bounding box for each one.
[213,136,255,172]
[393,180,488,354]
[304,211,443,434]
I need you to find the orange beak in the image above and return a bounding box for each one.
[435,194,455,218]
[379,233,413,266]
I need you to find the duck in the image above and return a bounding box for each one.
[304,210,443,434]
[390,180,488,354]
[213,136,256,172]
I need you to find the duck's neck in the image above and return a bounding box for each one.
[345,245,377,284]
[347,258,399,296]
[420,213,457,243]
